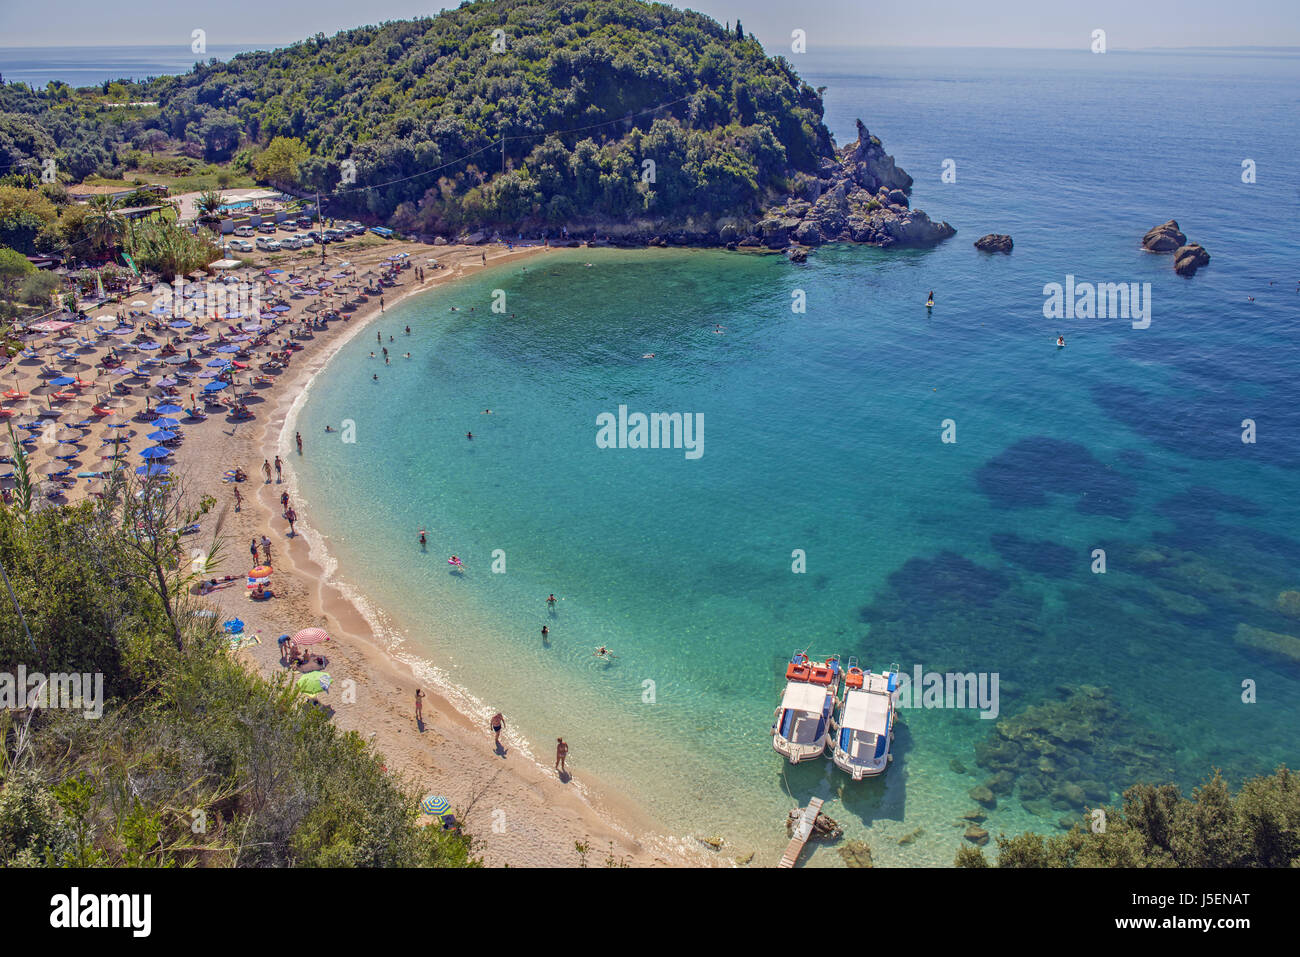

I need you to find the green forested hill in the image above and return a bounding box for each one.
[2,0,955,248]
[150,0,832,232]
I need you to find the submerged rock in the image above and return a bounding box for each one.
[964,825,990,846]
[1174,243,1211,276]
[898,827,924,845]
[1278,591,1300,618]
[974,233,1014,253]
[1234,623,1300,665]
[1142,219,1187,252]
[970,785,997,807]
[838,840,874,867]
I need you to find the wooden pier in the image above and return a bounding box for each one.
[778,797,824,869]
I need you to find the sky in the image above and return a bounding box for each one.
[3,0,1299,49]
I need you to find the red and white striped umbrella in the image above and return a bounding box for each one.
[292,627,330,646]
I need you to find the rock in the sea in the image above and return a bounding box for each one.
[1173,243,1210,276]
[1142,219,1187,252]
[964,825,990,846]
[1277,591,1300,618]
[898,827,923,845]
[1234,623,1300,665]
[838,840,874,867]
[959,809,987,823]
[974,233,1013,253]
[786,246,808,263]
[949,758,968,775]
[969,785,996,807]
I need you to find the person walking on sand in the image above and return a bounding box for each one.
[262,459,272,483]
[414,688,425,724]
[555,737,568,774]
[490,712,505,749]
[233,486,242,512]
[286,506,297,536]
[274,455,283,482]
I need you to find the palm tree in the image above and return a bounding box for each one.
[79,196,125,261]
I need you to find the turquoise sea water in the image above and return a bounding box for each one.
[292,48,1300,865]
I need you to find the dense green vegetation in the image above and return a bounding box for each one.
[0,443,479,867]
[955,768,1300,867]
[0,0,835,237]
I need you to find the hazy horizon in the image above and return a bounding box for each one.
[4,0,1300,50]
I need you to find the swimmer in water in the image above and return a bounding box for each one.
[466,431,473,440]
[482,409,492,414]
[547,594,557,607]
[404,352,411,358]
[642,353,655,359]
[373,373,379,381]
[419,529,426,546]
[324,425,335,432]
[541,625,549,639]
[713,325,725,333]
[594,646,616,659]
[369,351,375,358]
[1057,335,1065,347]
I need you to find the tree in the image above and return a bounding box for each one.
[0,246,36,303]
[253,137,308,188]
[0,186,58,255]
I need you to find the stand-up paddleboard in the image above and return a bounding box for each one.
[925,300,934,308]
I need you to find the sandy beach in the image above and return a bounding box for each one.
[9,237,710,867]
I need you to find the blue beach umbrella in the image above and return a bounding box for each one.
[49,376,76,386]
[203,381,229,393]
[139,446,171,459]
[420,795,450,817]
[136,463,170,477]
[216,344,240,353]
[155,404,183,415]
[137,341,160,351]
[169,320,193,329]
[148,429,178,442]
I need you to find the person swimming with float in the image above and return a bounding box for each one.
[594,646,616,659]
[1057,335,1065,347]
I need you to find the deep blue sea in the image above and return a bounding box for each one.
[0,45,269,87]
[67,43,1288,864]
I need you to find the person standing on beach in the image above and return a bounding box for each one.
[555,738,568,774]
[490,712,505,749]
[261,536,272,564]
[286,506,297,536]
[250,537,259,564]
[274,455,283,482]
[262,460,272,483]
[233,486,242,512]
[414,688,425,725]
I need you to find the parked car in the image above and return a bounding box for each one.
[233,225,256,237]
[296,216,313,229]
[255,237,281,251]
[280,237,302,250]
[295,234,314,247]
[228,239,254,253]
[369,226,394,239]
[258,222,277,234]
[351,223,368,235]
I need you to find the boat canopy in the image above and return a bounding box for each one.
[780,681,830,714]
[842,689,890,735]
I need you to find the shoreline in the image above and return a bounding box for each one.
[188,241,710,867]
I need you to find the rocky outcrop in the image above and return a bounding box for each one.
[1174,243,1211,276]
[754,119,955,250]
[974,233,1013,253]
[1142,220,1210,276]
[1142,220,1186,252]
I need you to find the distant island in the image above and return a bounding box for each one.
[0,0,952,253]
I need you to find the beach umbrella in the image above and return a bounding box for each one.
[36,460,74,477]
[295,672,332,696]
[139,446,170,459]
[151,417,180,429]
[169,320,193,329]
[420,795,450,817]
[53,427,84,443]
[292,627,330,646]
[130,300,148,309]
[136,463,170,477]
[137,341,160,351]
[216,344,241,353]
[202,381,228,393]
[147,429,178,442]
[52,443,81,458]
[48,376,76,387]
[155,403,183,415]
[163,355,188,365]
